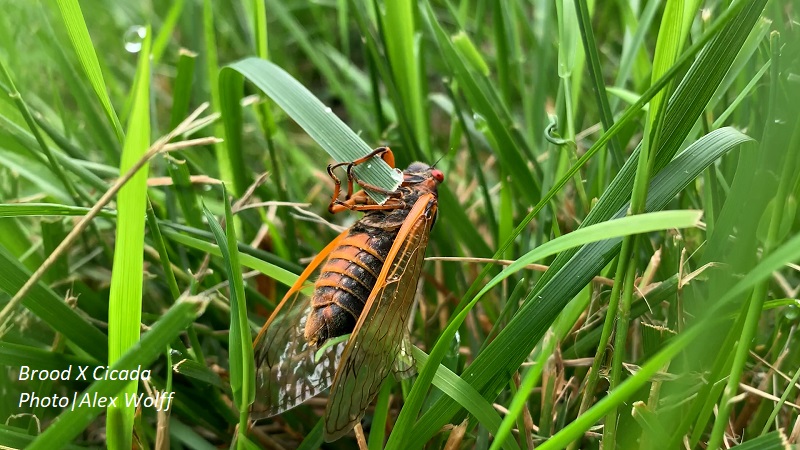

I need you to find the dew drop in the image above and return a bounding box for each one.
[324,107,333,113]
[123,26,147,53]
[472,113,487,130]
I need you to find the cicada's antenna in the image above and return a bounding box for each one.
[431,154,445,169]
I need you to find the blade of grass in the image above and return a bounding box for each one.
[0,231,108,361]
[368,381,392,450]
[401,127,752,447]
[26,296,210,450]
[219,57,402,203]
[411,346,521,450]
[151,0,185,64]
[0,425,87,450]
[0,203,115,218]
[158,221,301,273]
[350,0,423,160]
[201,185,254,445]
[145,200,181,301]
[166,50,205,229]
[0,339,95,369]
[250,0,297,259]
[383,0,430,157]
[419,0,541,205]
[394,0,760,435]
[573,0,624,168]
[707,33,797,449]
[265,0,372,129]
[0,59,82,206]
[160,228,298,289]
[730,430,789,450]
[105,27,152,450]
[538,221,800,449]
[603,1,688,446]
[439,87,499,239]
[54,0,124,146]
[0,112,108,194]
[0,106,218,333]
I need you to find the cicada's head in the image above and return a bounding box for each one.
[403,162,444,191]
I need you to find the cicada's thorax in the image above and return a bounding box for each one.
[303,183,431,348]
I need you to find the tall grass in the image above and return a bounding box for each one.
[0,0,798,449]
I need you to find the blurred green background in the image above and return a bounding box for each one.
[1,0,799,449]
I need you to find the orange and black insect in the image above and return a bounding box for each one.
[251,147,443,441]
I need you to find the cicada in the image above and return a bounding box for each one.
[252,147,443,441]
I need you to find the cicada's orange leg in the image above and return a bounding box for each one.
[344,147,397,195]
[327,147,402,213]
[328,191,405,214]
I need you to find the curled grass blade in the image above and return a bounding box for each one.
[220,57,401,203]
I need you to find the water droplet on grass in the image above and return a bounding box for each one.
[124,26,147,53]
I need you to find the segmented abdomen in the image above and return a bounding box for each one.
[303,228,397,347]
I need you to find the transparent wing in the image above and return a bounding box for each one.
[323,194,437,440]
[251,230,349,418]
[393,334,417,381]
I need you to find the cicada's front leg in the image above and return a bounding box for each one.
[327,147,403,214]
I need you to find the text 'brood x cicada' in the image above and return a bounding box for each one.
[251,147,443,441]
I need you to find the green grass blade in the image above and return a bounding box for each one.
[0,203,115,218]
[0,113,108,193]
[412,346,521,450]
[402,128,752,447]
[0,425,87,450]
[145,201,181,300]
[539,225,800,449]
[0,340,94,369]
[53,0,124,145]
[203,0,239,199]
[169,49,198,130]
[201,185,254,433]
[160,228,298,289]
[389,2,764,431]
[390,1,763,432]
[535,0,766,292]
[573,0,624,168]
[478,210,701,300]
[151,0,185,64]
[105,27,152,450]
[418,0,541,205]
[26,296,209,450]
[1,0,792,447]
[730,431,789,450]
[220,57,402,203]
[0,246,107,361]
[394,207,701,450]
[348,0,421,157]
[383,0,429,156]
[266,0,372,128]
[0,58,82,206]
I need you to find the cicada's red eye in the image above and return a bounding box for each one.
[431,169,444,183]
